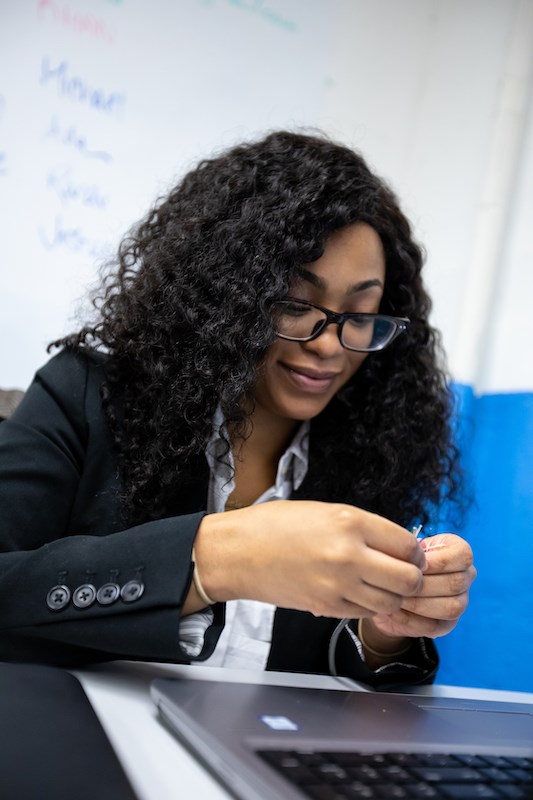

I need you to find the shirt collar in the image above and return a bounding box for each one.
[205,406,310,492]
[279,417,309,490]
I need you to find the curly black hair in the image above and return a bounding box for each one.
[52,130,464,527]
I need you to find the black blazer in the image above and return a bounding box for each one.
[0,350,437,689]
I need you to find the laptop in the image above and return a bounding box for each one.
[1,662,137,800]
[151,676,533,800]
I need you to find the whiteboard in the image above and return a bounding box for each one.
[0,0,337,388]
[1,0,532,392]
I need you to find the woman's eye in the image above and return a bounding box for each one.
[347,316,372,328]
[284,303,311,316]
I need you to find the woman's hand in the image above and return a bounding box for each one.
[369,533,477,640]
[189,501,426,620]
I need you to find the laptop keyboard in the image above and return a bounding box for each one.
[257,749,533,799]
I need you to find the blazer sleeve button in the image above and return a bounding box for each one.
[72,583,97,609]
[96,582,121,605]
[120,580,144,602]
[46,585,70,611]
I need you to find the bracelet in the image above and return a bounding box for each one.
[191,547,216,606]
[357,618,411,658]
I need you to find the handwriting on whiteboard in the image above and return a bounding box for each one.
[40,57,126,115]
[43,116,112,163]
[37,0,117,45]
[38,214,111,259]
[199,0,298,33]
[35,58,119,259]
[46,165,108,209]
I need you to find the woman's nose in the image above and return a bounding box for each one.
[300,323,345,358]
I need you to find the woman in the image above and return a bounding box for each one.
[0,131,475,688]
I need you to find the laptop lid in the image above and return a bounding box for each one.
[1,662,137,800]
[151,677,533,800]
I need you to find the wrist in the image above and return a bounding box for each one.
[358,617,411,667]
[192,511,248,604]
[191,546,216,606]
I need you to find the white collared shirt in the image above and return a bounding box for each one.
[178,410,309,668]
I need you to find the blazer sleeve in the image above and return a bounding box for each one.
[267,608,438,691]
[332,619,439,690]
[0,351,224,667]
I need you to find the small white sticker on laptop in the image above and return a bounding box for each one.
[259,715,299,731]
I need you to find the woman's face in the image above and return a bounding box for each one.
[253,222,386,426]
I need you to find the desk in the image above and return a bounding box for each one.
[74,662,533,800]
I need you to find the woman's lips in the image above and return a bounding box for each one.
[280,363,340,393]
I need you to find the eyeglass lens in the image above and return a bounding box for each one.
[273,300,399,351]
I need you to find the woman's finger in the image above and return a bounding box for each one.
[357,513,427,570]
[420,534,474,574]
[372,609,458,639]
[343,581,405,616]
[410,566,477,598]
[356,547,425,597]
[400,591,470,620]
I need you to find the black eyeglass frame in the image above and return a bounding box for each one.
[272,297,410,352]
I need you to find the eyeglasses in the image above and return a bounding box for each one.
[271,298,409,352]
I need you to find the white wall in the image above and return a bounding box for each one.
[480,73,533,392]
[1,0,532,393]
[319,0,533,392]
